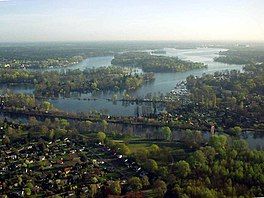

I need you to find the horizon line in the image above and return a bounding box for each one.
[1,39,264,44]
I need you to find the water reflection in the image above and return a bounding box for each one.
[1,48,244,116]
[49,97,166,117]
[0,84,34,95]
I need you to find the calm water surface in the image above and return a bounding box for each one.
[51,48,243,114]
[1,48,262,148]
[49,48,264,149]
[0,48,243,115]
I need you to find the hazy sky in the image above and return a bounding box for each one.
[0,0,264,42]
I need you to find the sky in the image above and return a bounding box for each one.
[0,0,264,42]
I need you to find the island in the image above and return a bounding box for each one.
[0,43,113,69]
[0,44,263,198]
[0,67,155,97]
[111,52,207,72]
[214,48,264,64]
[151,50,166,54]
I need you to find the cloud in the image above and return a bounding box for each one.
[0,0,9,2]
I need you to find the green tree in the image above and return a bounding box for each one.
[18,175,23,186]
[145,159,158,173]
[43,101,52,111]
[159,166,169,178]
[174,160,191,178]
[89,184,98,198]
[230,126,242,135]
[101,120,108,132]
[118,143,131,155]
[209,135,228,151]
[97,132,106,144]
[188,150,207,171]
[24,188,31,196]
[29,116,38,126]
[60,119,69,128]
[48,129,55,140]
[128,177,142,191]
[149,144,160,155]
[141,175,150,188]
[161,126,172,141]
[232,140,248,151]
[110,180,121,195]
[153,179,167,198]
[201,146,216,162]
[26,181,34,190]
[91,82,98,90]
[199,188,217,198]
[134,147,149,161]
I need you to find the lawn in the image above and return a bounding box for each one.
[127,143,150,153]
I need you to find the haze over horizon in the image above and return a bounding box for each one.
[0,0,264,42]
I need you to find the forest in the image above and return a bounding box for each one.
[0,42,199,69]
[1,111,263,197]
[0,44,113,69]
[184,63,264,131]
[0,44,263,198]
[214,48,264,64]
[0,67,155,97]
[111,52,207,72]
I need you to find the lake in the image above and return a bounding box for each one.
[1,47,263,149]
[1,48,243,116]
[49,48,243,114]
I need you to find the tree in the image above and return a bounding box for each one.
[60,119,69,128]
[37,141,46,153]
[43,101,52,111]
[18,175,23,186]
[159,166,169,178]
[201,146,216,162]
[153,179,167,198]
[6,127,16,139]
[183,130,204,148]
[111,94,118,101]
[209,135,228,151]
[149,144,160,155]
[2,135,10,145]
[48,129,55,140]
[141,176,150,188]
[199,188,217,198]
[134,147,149,162]
[110,181,121,195]
[57,128,68,138]
[97,132,106,144]
[230,126,242,135]
[29,116,38,126]
[173,160,191,178]
[24,188,31,196]
[91,82,98,90]
[145,159,158,173]
[128,177,142,191]
[26,181,34,190]
[101,120,108,132]
[89,184,98,198]
[40,126,48,137]
[232,140,248,151]
[39,160,48,169]
[161,126,172,141]
[188,150,207,171]
[118,143,131,155]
